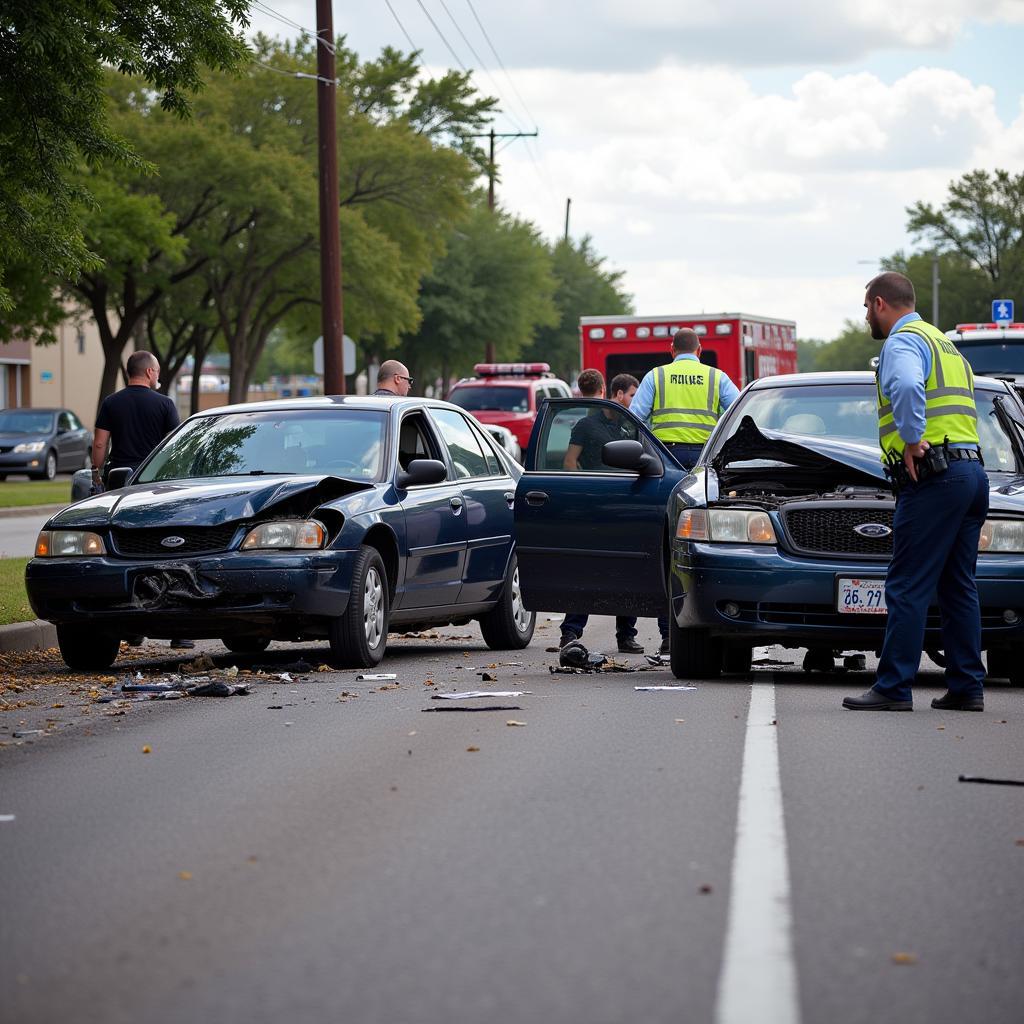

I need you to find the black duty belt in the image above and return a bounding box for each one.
[947,448,981,461]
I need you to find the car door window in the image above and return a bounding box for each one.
[397,412,443,472]
[430,409,491,479]
[537,401,640,472]
[57,412,72,432]
[67,412,84,431]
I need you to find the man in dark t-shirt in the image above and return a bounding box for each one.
[92,350,180,483]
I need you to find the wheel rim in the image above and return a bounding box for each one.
[363,566,384,649]
[510,564,531,633]
[46,453,56,478]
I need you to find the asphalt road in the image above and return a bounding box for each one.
[0,511,55,558]
[1,618,1022,1024]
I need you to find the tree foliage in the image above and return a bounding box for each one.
[0,0,251,315]
[880,250,992,330]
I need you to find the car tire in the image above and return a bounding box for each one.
[988,647,1024,685]
[33,450,57,481]
[722,642,752,675]
[670,624,722,679]
[328,545,389,668]
[56,624,120,670]
[479,553,536,650]
[221,637,272,654]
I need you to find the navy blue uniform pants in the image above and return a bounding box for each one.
[873,459,989,702]
[562,613,638,642]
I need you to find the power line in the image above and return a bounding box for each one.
[250,0,336,54]
[382,0,423,59]
[254,59,339,87]
[463,0,538,130]
[414,0,468,71]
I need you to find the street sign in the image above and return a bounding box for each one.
[992,299,1014,324]
[312,335,356,376]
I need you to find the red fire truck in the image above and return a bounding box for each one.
[578,312,798,387]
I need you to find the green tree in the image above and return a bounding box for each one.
[0,0,250,314]
[398,201,558,391]
[522,236,633,381]
[906,169,1024,307]
[810,320,881,373]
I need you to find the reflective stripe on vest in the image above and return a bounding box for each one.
[876,320,979,456]
[651,362,721,444]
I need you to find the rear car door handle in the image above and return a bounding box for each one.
[450,497,464,515]
[525,491,548,507]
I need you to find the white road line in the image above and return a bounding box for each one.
[714,682,801,1024]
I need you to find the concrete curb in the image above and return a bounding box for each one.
[0,503,67,520]
[0,619,57,654]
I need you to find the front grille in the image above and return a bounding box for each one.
[111,524,240,558]
[783,506,895,557]
[756,603,1011,630]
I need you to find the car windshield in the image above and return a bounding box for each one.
[449,385,530,413]
[0,410,54,434]
[710,382,1023,473]
[957,341,1024,375]
[136,409,387,482]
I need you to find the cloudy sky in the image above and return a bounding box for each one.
[245,1,1024,339]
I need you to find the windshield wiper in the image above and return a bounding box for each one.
[211,471,296,476]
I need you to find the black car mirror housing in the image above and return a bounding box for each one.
[396,458,448,489]
[602,439,662,477]
[105,467,135,490]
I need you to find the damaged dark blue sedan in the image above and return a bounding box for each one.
[26,397,534,670]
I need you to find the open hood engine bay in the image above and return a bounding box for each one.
[709,416,890,506]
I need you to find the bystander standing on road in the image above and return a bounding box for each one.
[374,361,413,396]
[843,272,988,712]
[630,330,740,652]
[91,350,192,649]
[560,370,646,653]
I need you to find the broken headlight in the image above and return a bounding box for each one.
[979,519,1024,553]
[240,520,326,550]
[676,509,776,544]
[35,530,106,557]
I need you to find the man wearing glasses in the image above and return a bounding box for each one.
[374,360,414,396]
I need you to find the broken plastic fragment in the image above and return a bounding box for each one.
[356,673,397,681]
[634,685,698,692]
[432,691,529,700]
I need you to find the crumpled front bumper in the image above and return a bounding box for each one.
[25,550,356,638]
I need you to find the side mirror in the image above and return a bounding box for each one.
[396,458,447,489]
[105,466,135,490]
[602,439,662,477]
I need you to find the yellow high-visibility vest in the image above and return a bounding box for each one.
[651,361,722,444]
[877,318,979,456]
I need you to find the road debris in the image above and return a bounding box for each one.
[421,706,521,713]
[432,691,529,700]
[958,774,1024,787]
[478,671,497,682]
[142,745,152,754]
[466,746,480,752]
[634,685,698,692]
[891,953,918,965]
[11,729,45,738]
[644,654,669,666]
[0,814,15,822]
[506,720,527,727]
[356,673,397,681]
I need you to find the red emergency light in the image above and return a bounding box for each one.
[954,323,1024,332]
[473,362,551,377]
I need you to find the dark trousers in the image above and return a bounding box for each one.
[663,442,705,471]
[873,459,989,702]
[562,613,637,642]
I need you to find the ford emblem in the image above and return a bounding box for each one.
[160,535,186,548]
[853,523,892,539]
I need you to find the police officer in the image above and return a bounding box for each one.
[843,272,989,712]
[630,327,740,471]
[630,329,740,654]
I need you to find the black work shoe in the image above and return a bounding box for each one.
[658,638,670,656]
[559,633,579,649]
[931,691,984,712]
[617,638,644,654]
[842,689,913,711]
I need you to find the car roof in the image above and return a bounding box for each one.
[190,395,463,417]
[7,407,64,414]
[748,371,1008,390]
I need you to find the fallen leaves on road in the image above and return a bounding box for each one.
[178,871,192,881]
[466,746,480,752]
[142,745,152,754]
[891,953,918,965]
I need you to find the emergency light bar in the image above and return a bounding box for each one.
[473,362,551,377]
[954,323,1024,332]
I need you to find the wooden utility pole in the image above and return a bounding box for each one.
[471,128,539,358]
[316,0,345,394]
[564,197,571,242]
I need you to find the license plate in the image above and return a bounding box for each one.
[837,578,887,615]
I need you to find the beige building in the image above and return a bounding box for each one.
[31,316,106,431]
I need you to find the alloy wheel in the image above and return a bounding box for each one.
[363,566,384,649]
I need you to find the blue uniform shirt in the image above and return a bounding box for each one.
[878,312,977,450]
[630,353,740,424]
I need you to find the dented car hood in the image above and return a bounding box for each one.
[712,416,889,490]
[48,474,372,530]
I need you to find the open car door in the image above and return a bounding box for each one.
[514,398,687,616]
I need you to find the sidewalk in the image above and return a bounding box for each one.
[0,618,57,654]
[0,503,66,520]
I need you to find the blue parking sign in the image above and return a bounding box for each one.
[992,299,1014,324]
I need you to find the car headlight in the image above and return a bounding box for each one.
[35,530,106,557]
[240,520,326,550]
[979,519,1024,553]
[676,508,776,544]
[14,441,46,454]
